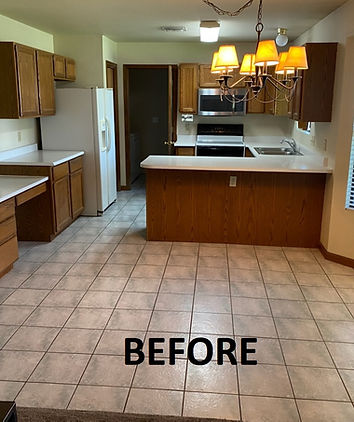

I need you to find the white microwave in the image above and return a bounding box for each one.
[198,88,247,116]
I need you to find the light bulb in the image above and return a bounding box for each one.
[276,28,288,47]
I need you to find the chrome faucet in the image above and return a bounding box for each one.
[281,138,300,154]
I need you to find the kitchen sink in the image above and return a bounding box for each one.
[254,147,303,156]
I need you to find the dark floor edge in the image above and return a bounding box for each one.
[17,407,240,422]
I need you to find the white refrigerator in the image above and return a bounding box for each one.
[41,88,117,216]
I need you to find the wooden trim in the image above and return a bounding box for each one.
[16,182,46,206]
[319,243,354,268]
[106,60,121,191]
[123,64,178,189]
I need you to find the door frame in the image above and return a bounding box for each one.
[123,64,178,190]
[105,60,121,190]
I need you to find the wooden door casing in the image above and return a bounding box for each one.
[15,44,40,117]
[36,50,55,116]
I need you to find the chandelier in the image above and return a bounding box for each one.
[202,0,308,105]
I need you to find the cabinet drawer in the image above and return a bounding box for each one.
[176,147,195,156]
[0,236,18,273]
[16,183,47,206]
[0,199,15,223]
[69,157,83,174]
[0,217,16,245]
[53,162,69,181]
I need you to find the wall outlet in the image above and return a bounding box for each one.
[17,131,22,142]
[229,176,237,187]
[181,114,194,122]
[323,138,328,151]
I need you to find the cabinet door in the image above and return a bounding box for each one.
[15,45,40,117]
[176,147,195,156]
[36,50,55,116]
[65,58,76,81]
[53,55,66,79]
[264,68,276,115]
[179,64,198,114]
[70,170,84,219]
[53,176,72,232]
[247,89,265,114]
[199,65,219,88]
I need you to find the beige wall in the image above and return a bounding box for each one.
[292,0,354,259]
[102,36,118,87]
[0,14,54,152]
[115,42,291,185]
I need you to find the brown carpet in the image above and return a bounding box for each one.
[18,407,240,422]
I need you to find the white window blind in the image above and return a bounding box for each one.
[345,124,354,210]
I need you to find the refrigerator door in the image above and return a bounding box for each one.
[92,88,109,212]
[40,88,99,216]
[104,89,117,205]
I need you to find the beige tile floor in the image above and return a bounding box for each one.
[0,179,354,421]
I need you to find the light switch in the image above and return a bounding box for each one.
[229,176,237,187]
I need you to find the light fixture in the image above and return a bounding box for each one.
[275,28,288,47]
[255,40,279,67]
[200,20,220,42]
[161,25,187,32]
[240,54,256,75]
[275,52,294,75]
[284,46,308,70]
[202,0,309,106]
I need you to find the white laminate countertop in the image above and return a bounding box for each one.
[0,176,49,204]
[140,154,333,174]
[0,150,84,167]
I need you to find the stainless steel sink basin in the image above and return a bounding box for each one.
[254,147,303,156]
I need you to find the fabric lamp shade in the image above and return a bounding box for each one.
[211,52,224,73]
[240,54,256,75]
[275,52,295,75]
[284,46,308,69]
[216,45,239,69]
[255,40,279,66]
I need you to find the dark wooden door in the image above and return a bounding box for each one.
[36,50,55,115]
[15,44,40,117]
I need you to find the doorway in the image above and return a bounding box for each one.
[123,65,178,188]
[105,60,121,190]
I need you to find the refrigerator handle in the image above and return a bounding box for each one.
[105,117,112,152]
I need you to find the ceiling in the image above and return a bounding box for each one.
[0,0,347,42]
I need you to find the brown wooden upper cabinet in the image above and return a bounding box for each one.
[179,64,199,114]
[53,54,76,81]
[288,42,337,122]
[0,42,56,118]
[199,64,246,88]
[36,50,56,116]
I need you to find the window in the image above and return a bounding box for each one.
[345,124,354,210]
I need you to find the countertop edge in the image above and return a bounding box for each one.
[0,176,49,204]
[0,151,84,167]
[140,163,332,174]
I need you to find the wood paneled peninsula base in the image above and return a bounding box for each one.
[145,169,327,248]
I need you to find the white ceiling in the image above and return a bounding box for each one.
[0,0,347,42]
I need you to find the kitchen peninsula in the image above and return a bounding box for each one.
[141,152,332,247]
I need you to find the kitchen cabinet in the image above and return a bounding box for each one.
[16,44,40,117]
[179,64,199,114]
[199,64,246,88]
[176,147,195,156]
[0,156,84,241]
[36,50,56,115]
[0,199,17,275]
[53,163,72,232]
[53,54,76,81]
[69,157,84,219]
[247,89,265,114]
[0,42,55,118]
[288,42,337,122]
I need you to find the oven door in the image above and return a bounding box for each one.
[198,88,246,116]
[196,145,245,157]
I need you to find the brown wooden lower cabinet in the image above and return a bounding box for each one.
[175,147,195,156]
[145,169,326,247]
[0,156,84,241]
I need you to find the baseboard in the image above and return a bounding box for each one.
[319,243,354,268]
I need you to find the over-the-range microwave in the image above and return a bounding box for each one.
[198,88,247,116]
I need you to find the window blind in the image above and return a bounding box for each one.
[345,124,354,210]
